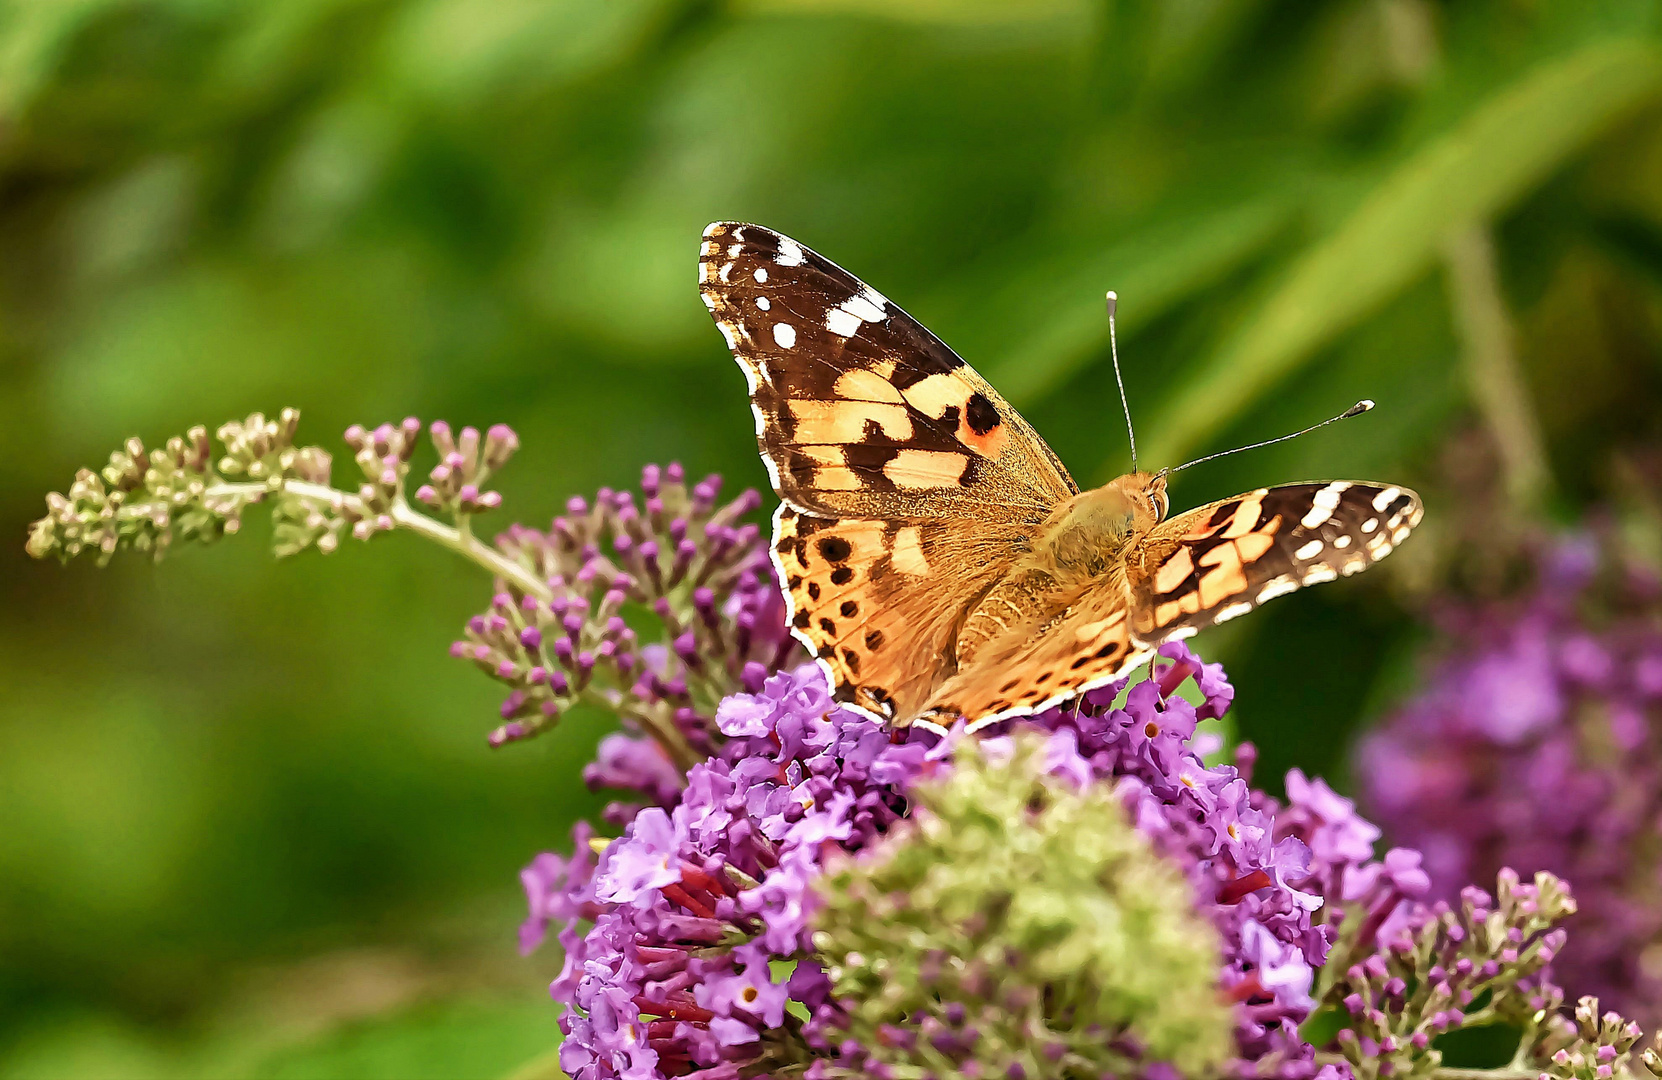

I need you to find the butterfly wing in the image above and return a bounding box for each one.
[773,505,1016,721]
[700,221,1077,520]
[701,221,1079,722]
[1125,481,1424,644]
[916,584,1153,730]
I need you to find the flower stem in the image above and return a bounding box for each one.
[205,478,552,600]
[1442,223,1551,511]
[388,499,548,599]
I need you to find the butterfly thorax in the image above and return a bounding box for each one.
[1028,472,1168,580]
[953,473,1168,670]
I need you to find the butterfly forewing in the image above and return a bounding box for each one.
[700,222,1077,520]
[1127,481,1424,643]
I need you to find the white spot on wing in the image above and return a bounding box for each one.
[1300,481,1351,529]
[1372,486,1403,512]
[1360,517,1379,534]
[1164,626,1199,641]
[776,238,804,267]
[756,297,770,311]
[840,294,885,323]
[1294,539,1324,560]
[753,267,767,283]
[718,322,738,349]
[1257,576,1299,602]
[773,323,797,348]
[860,285,888,310]
[1302,566,1339,584]
[1333,534,1352,549]
[701,293,716,311]
[825,307,861,337]
[719,262,733,283]
[1212,601,1254,624]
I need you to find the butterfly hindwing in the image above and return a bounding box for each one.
[700,221,1077,522]
[916,585,1153,730]
[1126,481,1424,643]
[773,506,1011,722]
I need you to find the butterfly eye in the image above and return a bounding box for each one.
[1149,489,1168,520]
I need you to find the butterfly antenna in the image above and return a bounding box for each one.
[1106,291,1137,472]
[1162,400,1375,477]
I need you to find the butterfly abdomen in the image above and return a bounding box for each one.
[956,569,1063,669]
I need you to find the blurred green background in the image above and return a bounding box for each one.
[4,0,1662,1076]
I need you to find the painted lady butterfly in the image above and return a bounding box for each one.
[699,222,1422,730]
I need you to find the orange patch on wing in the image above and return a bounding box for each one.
[1184,511,1229,541]
[1155,589,1203,626]
[1153,548,1195,594]
[1197,543,1247,607]
[956,418,1009,458]
[1233,530,1276,561]
[882,449,969,489]
[832,368,904,404]
[898,372,969,418]
[1220,497,1264,539]
[787,399,913,444]
[891,526,929,575]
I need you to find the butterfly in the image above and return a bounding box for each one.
[698,221,1422,731]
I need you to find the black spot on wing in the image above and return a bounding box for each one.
[965,392,1000,435]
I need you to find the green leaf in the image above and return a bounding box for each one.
[980,196,1295,406]
[1140,37,1662,468]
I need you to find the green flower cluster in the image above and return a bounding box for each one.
[811,732,1233,1079]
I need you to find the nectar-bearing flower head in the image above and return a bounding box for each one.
[810,729,1234,1078]
[455,461,799,763]
[1358,531,1662,1027]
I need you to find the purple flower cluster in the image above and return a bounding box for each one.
[1358,534,1662,1024]
[522,641,1441,1079]
[987,646,1432,1079]
[455,465,799,764]
[524,666,933,1078]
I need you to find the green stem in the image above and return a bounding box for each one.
[1442,223,1551,511]
[205,478,551,600]
[387,498,547,599]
